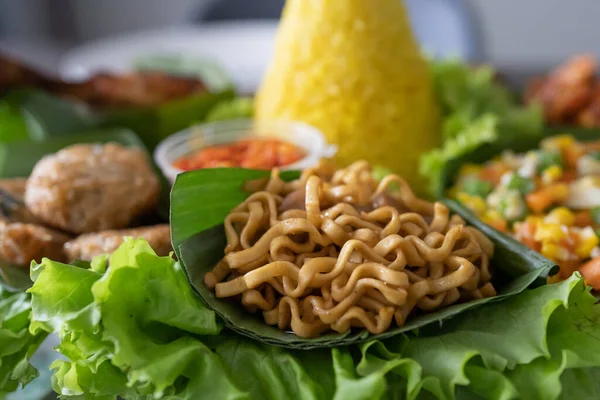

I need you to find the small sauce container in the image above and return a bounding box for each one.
[154,119,337,183]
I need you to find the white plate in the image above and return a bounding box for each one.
[60,5,482,95]
[59,21,278,93]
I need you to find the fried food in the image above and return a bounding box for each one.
[0,221,70,266]
[64,224,171,261]
[1,53,207,109]
[0,178,41,224]
[78,72,206,108]
[0,178,27,200]
[25,143,161,234]
[524,54,598,125]
[0,55,48,94]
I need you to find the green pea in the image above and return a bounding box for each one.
[591,207,600,225]
[506,174,535,195]
[536,150,563,174]
[462,178,493,198]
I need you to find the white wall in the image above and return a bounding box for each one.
[475,0,600,67]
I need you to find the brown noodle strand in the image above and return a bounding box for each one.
[207,161,496,338]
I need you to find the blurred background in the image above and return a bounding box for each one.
[1,0,598,92]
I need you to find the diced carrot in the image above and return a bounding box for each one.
[525,183,569,214]
[559,260,582,280]
[514,221,541,252]
[579,256,600,290]
[574,210,593,227]
[563,145,585,170]
[526,191,555,214]
[586,140,600,152]
[478,164,510,185]
[487,219,508,232]
[559,169,577,183]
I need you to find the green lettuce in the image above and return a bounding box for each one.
[24,239,600,399]
[420,60,543,197]
[354,273,600,400]
[205,97,254,122]
[28,239,223,398]
[0,286,47,396]
[134,54,234,92]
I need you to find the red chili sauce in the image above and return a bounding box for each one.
[172,138,306,170]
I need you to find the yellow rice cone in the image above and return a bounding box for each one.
[255,0,440,194]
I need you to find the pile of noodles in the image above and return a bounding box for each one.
[205,161,496,338]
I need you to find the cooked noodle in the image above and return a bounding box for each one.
[205,161,496,338]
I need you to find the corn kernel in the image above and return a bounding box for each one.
[544,207,575,226]
[575,227,600,258]
[549,183,570,202]
[542,165,563,184]
[459,164,482,177]
[483,209,503,221]
[481,209,506,229]
[534,223,567,242]
[541,134,575,151]
[447,186,459,199]
[456,193,487,216]
[525,215,544,226]
[541,242,569,261]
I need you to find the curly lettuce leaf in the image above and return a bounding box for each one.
[0,287,48,396]
[28,239,338,400]
[205,97,253,122]
[26,240,600,400]
[420,59,543,197]
[29,240,223,398]
[354,274,600,400]
[558,368,600,399]
[420,114,498,196]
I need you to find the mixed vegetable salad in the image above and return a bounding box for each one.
[452,134,600,289]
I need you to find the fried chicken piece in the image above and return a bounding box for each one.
[524,54,597,124]
[577,82,600,127]
[0,220,70,266]
[0,178,41,224]
[522,76,546,104]
[25,143,161,234]
[1,54,207,109]
[64,224,171,261]
[0,54,48,94]
[73,72,207,108]
[0,178,27,200]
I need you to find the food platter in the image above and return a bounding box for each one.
[2,2,600,400]
[59,22,279,93]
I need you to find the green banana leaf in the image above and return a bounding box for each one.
[0,128,145,178]
[2,88,235,150]
[0,100,40,143]
[2,90,98,140]
[171,168,555,349]
[101,89,235,149]
[0,129,165,292]
[439,126,600,197]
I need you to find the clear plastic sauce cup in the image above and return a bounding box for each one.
[153,119,338,183]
